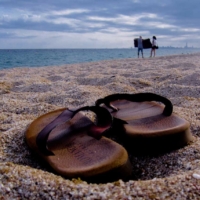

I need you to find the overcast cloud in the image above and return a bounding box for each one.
[0,0,200,49]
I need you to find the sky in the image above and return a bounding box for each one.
[0,0,200,49]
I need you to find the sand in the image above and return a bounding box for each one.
[0,53,200,199]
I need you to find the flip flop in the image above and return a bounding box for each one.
[25,106,132,182]
[96,93,194,154]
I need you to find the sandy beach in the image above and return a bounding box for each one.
[0,53,200,199]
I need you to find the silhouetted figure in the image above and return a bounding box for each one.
[138,36,144,58]
[150,36,157,57]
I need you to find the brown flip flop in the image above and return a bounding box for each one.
[25,106,132,182]
[96,93,194,154]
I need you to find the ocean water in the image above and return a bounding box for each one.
[0,48,200,70]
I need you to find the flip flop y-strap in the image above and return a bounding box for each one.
[95,93,173,116]
[36,106,113,156]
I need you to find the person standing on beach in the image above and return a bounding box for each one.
[150,36,157,57]
[137,36,144,58]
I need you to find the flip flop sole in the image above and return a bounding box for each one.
[105,100,194,154]
[25,108,132,182]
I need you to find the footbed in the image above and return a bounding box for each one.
[25,108,132,182]
[104,100,194,154]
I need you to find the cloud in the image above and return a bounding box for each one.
[50,9,90,16]
[0,0,200,48]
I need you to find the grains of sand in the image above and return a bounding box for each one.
[0,53,200,199]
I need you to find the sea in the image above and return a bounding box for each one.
[0,48,200,70]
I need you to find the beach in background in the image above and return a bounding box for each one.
[0,53,200,199]
[1,48,200,69]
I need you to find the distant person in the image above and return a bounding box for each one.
[150,36,157,57]
[137,36,144,58]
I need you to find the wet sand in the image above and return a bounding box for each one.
[0,53,200,199]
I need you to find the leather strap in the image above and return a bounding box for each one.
[95,93,173,116]
[36,106,113,156]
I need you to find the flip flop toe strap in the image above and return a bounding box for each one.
[95,93,173,116]
[36,106,113,156]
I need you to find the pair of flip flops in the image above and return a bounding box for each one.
[25,93,193,182]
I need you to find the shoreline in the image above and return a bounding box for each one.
[0,53,200,199]
[1,49,200,70]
